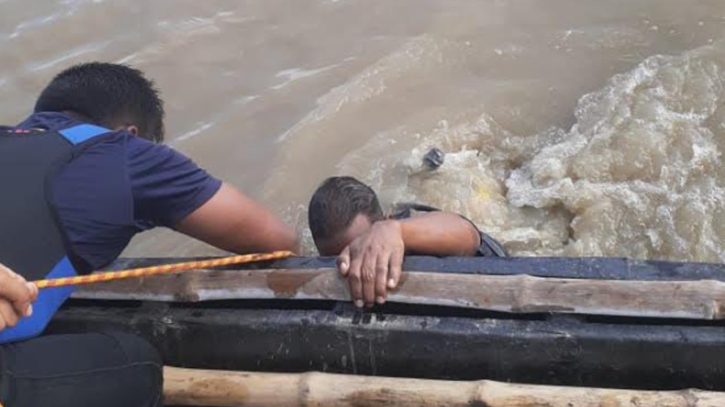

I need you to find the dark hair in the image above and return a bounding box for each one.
[34,62,165,142]
[308,176,384,243]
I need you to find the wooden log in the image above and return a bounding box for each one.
[72,268,725,320]
[163,366,724,407]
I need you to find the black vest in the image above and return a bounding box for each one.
[0,123,111,343]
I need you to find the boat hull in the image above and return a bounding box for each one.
[48,256,725,390]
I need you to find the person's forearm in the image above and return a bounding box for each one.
[203,204,300,254]
[398,212,480,256]
[230,215,300,254]
[177,183,300,255]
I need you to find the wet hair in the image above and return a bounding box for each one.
[308,176,385,243]
[34,62,165,143]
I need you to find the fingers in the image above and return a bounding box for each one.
[340,219,405,308]
[361,253,377,308]
[21,282,37,317]
[0,264,34,317]
[14,292,36,319]
[375,252,391,305]
[388,247,404,289]
[0,301,19,331]
[0,265,28,302]
[28,282,38,302]
[337,247,351,277]
[28,282,38,300]
[9,279,35,318]
[347,254,364,308]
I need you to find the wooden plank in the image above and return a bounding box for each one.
[108,255,725,282]
[72,267,725,320]
[164,366,724,407]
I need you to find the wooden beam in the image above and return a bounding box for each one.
[164,366,724,407]
[72,267,725,320]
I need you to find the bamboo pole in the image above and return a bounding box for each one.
[163,366,724,407]
[75,268,725,320]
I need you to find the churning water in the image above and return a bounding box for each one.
[345,44,725,261]
[1,0,724,261]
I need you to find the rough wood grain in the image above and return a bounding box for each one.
[72,267,725,320]
[164,366,724,407]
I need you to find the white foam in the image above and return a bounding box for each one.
[347,43,725,262]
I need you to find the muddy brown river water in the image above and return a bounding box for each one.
[1,0,724,261]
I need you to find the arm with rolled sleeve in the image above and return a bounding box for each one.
[128,138,299,254]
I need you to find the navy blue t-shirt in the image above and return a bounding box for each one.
[17,112,222,271]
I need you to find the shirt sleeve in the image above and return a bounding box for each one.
[456,215,508,257]
[127,137,222,229]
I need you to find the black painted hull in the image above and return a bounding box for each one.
[48,256,725,390]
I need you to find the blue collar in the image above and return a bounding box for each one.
[18,112,111,145]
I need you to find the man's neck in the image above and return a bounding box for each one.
[60,110,94,124]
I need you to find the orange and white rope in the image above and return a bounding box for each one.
[34,251,294,289]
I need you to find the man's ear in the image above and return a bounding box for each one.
[126,125,140,136]
[115,124,139,136]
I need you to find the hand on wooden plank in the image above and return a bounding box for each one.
[336,211,482,309]
[73,268,725,321]
[337,220,404,308]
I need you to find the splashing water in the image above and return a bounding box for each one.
[341,43,725,262]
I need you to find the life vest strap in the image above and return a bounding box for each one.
[0,257,76,344]
[58,124,111,145]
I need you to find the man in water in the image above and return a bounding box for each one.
[308,176,506,308]
[0,63,299,406]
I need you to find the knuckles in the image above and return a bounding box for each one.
[361,269,375,281]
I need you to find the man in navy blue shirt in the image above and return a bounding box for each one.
[0,63,299,406]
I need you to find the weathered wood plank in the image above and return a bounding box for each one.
[72,268,725,320]
[164,366,724,407]
[107,256,725,282]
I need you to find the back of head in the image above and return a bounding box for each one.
[308,176,384,245]
[34,62,165,143]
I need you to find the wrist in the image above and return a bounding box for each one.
[385,218,407,243]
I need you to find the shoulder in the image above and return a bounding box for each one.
[124,135,200,171]
[125,133,171,157]
[125,137,222,227]
[390,202,442,219]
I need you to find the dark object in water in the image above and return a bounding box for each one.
[49,256,725,391]
[422,148,444,170]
